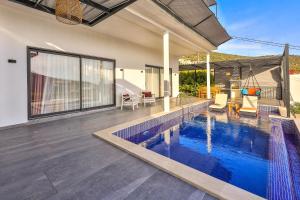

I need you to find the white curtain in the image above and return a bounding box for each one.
[145,67,160,97]
[30,51,114,116]
[31,52,80,115]
[82,58,114,108]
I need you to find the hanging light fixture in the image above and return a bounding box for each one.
[56,0,83,25]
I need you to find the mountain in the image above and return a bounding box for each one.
[180,52,300,72]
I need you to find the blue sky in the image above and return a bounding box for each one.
[215,0,300,56]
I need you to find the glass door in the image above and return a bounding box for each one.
[145,65,172,98]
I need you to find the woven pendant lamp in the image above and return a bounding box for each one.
[56,0,83,25]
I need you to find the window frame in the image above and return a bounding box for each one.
[27,46,116,119]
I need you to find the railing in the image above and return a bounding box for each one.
[260,86,280,99]
[176,92,193,106]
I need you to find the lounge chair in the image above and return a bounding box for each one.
[121,92,139,110]
[209,93,228,111]
[141,91,156,106]
[239,96,258,117]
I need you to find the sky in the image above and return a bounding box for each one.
[215,0,300,56]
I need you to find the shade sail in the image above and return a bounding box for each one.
[179,56,283,71]
[153,0,231,47]
[11,0,137,26]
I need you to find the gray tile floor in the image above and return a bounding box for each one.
[0,99,217,200]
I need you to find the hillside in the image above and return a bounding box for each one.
[290,55,300,71]
[179,52,300,71]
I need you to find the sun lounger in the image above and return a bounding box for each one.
[209,93,228,111]
[239,96,258,117]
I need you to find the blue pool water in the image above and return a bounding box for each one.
[127,114,271,198]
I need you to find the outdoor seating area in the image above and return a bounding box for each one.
[198,86,222,98]
[121,91,157,110]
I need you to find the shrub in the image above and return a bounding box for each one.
[179,70,214,96]
[291,102,300,114]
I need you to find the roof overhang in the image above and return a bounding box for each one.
[9,0,230,49]
[152,0,231,47]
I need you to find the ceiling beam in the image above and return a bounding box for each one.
[34,0,44,7]
[193,14,213,27]
[80,0,110,13]
[89,0,137,26]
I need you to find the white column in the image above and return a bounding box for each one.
[206,53,211,99]
[163,31,170,112]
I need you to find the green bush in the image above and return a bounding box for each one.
[291,102,300,114]
[179,70,214,96]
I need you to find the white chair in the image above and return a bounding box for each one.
[209,93,228,111]
[141,91,156,106]
[239,96,258,117]
[121,93,139,110]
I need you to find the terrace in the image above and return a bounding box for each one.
[0,0,299,200]
[0,99,218,200]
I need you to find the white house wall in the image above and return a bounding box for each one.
[0,4,180,127]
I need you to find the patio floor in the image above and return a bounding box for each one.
[0,98,216,200]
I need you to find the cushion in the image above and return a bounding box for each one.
[255,88,261,96]
[209,104,226,109]
[241,88,248,95]
[240,108,257,113]
[123,94,130,101]
[248,88,256,96]
[143,92,152,98]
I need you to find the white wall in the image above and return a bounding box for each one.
[0,4,180,127]
[290,74,300,103]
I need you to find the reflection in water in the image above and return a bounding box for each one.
[207,114,212,153]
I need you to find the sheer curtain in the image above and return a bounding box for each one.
[30,51,80,115]
[82,58,114,108]
[30,50,115,117]
[145,66,160,97]
[102,61,114,105]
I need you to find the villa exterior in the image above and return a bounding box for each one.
[0,0,229,128]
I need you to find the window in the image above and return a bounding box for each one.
[28,48,115,118]
[145,65,172,98]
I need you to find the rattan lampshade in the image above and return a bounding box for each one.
[56,0,83,25]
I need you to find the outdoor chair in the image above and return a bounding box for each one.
[121,92,139,110]
[141,91,156,106]
[209,93,228,111]
[239,96,258,117]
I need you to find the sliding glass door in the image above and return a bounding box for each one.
[145,65,172,98]
[81,59,114,108]
[145,66,160,97]
[28,48,115,118]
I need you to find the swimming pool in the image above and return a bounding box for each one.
[125,113,270,197]
[95,101,300,200]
